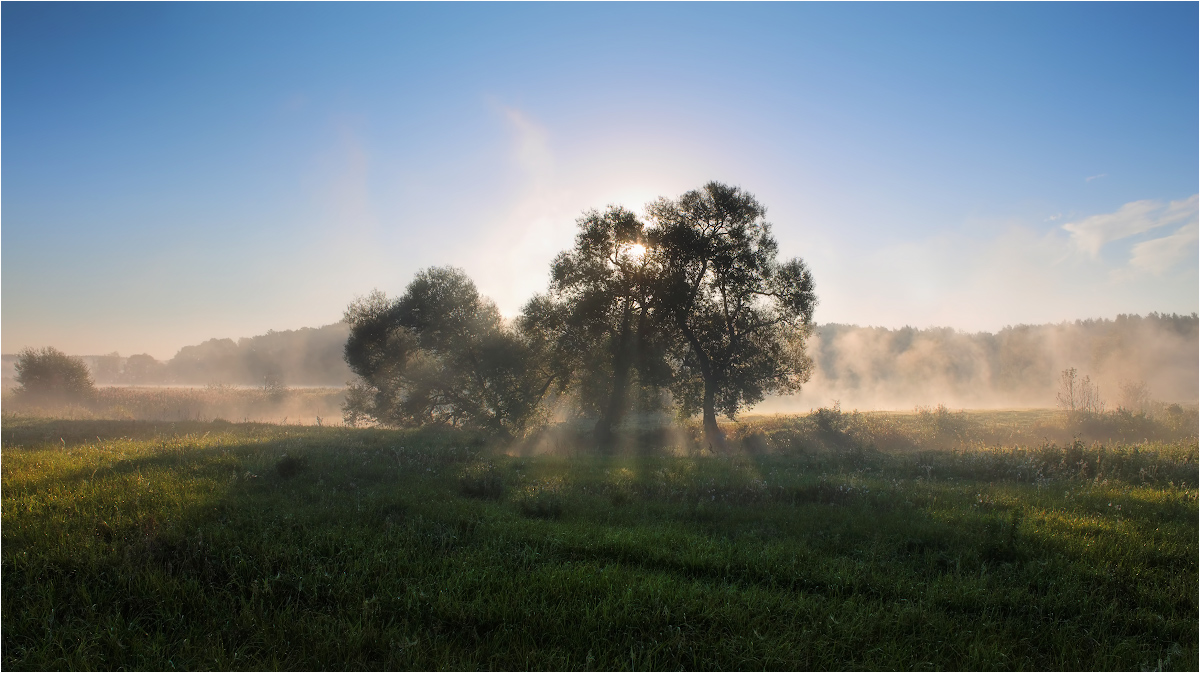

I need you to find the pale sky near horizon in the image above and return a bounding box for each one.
[3,2,1197,360]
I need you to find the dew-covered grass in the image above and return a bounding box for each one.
[3,413,1196,670]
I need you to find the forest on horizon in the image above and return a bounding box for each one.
[4,311,1195,411]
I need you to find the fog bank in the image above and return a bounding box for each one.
[757,313,1198,412]
[4,314,1195,415]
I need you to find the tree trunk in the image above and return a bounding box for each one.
[676,318,726,452]
[594,353,632,452]
[701,380,726,452]
[595,301,636,452]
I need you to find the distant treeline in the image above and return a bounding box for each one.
[4,312,1190,411]
[762,312,1199,411]
[60,324,352,387]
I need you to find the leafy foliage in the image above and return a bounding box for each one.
[83,324,352,386]
[342,267,554,437]
[342,184,820,445]
[649,182,817,446]
[532,206,672,448]
[14,346,95,401]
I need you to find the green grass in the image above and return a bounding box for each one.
[3,413,1196,670]
[1,385,346,425]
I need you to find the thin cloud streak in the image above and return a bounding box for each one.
[1129,221,1200,275]
[813,213,1197,333]
[467,105,575,315]
[1062,194,1198,257]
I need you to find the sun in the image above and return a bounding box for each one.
[626,243,646,259]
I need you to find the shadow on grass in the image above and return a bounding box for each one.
[3,416,1197,670]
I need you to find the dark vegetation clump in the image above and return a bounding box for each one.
[275,454,308,479]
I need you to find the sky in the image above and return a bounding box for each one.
[3,2,1197,360]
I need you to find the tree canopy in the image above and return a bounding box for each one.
[342,182,817,449]
[530,206,671,450]
[649,182,817,447]
[343,267,555,437]
[15,347,96,401]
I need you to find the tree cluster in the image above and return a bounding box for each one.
[82,324,352,387]
[343,182,817,449]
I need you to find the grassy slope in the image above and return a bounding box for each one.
[2,415,1196,670]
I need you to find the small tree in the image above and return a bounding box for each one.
[14,347,96,402]
[1057,367,1104,419]
[1056,367,1079,413]
[1078,375,1103,414]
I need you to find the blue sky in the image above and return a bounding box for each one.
[4,2,1197,359]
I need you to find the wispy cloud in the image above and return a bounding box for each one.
[1062,194,1197,256]
[1085,173,1107,182]
[1128,220,1200,275]
[814,204,1198,333]
[466,104,575,314]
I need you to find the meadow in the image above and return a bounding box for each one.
[0,385,346,426]
[2,407,1196,670]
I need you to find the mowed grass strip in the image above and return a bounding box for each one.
[2,416,1196,670]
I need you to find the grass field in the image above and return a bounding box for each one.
[3,410,1197,670]
[0,386,346,426]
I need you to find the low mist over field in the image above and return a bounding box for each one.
[5,312,1195,418]
[778,312,1198,411]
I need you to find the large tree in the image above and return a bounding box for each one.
[342,267,555,438]
[531,206,670,450]
[649,182,817,449]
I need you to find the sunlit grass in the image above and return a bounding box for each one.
[3,413,1196,670]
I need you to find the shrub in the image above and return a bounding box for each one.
[1163,404,1199,437]
[915,404,973,449]
[14,347,95,402]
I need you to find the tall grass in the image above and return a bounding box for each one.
[2,411,1196,670]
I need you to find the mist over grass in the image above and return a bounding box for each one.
[0,386,346,426]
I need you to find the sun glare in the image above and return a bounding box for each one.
[627,243,646,259]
